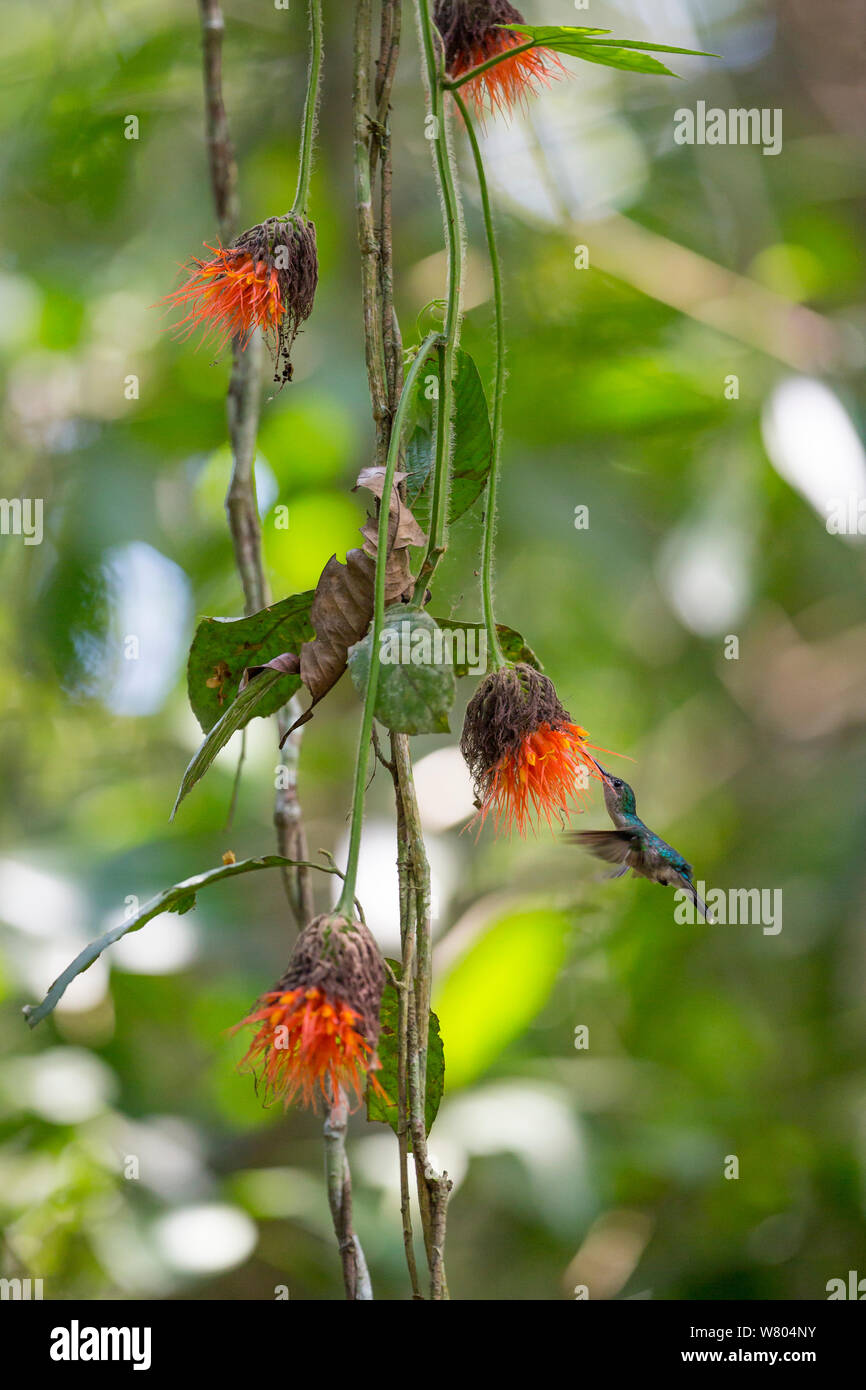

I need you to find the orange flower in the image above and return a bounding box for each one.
[235,985,386,1112]
[434,0,564,118]
[163,245,284,353]
[161,214,318,385]
[233,914,387,1113]
[460,664,613,836]
[478,720,605,836]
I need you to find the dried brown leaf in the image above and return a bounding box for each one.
[281,473,428,738]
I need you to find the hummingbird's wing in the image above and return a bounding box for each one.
[566,828,640,866]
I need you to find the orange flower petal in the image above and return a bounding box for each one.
[233,987,387,1113]
[161,245,285,354]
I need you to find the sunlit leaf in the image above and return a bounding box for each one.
[500,25,716,78]
[433,904,571,1090]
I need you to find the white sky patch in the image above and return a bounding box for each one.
[103,541,192,716]
[96,1114,209,1202]
[762,376,866,534]
[0,859,108,1014]
[480,84,647,225]
[412,746,476,833]
[153,1203,257,1275]
[0,858,85,938]
[659,519,751,635]
[332,818,457,954]
[14,1048,117,1124]
[110,908,199,975]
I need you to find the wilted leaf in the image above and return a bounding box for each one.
[433,903,572,1089]
[357,466,427,552]
[286,470,427,735]
[348,607,455,735]
[241,651,301,684]
[366,959,444,1142]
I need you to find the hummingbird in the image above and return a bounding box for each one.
[566,770,714,922]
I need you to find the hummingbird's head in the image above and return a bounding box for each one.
[602,774,637,818]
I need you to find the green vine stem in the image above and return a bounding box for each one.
[292,0,324,216]
[452,89,506,670]
[413,0,464,600]
[335,332,441,918]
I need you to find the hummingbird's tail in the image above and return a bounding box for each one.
[677,874,715,924]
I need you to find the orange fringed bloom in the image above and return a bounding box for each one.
[433,0,565,118]
[163,245,284,353]
[233,914,388,1113]
[460,664,615,836]
[478,720,605,836]
[160,214,318,385]
[235,986,387,1112]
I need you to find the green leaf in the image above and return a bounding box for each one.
[366,960,444,1143]
[405,348,493,529]
[347,608,456,735]
[563,47,680,78]
[567,39,719,57]
[500,25,717,77]
[188,592,315,734]
[171,666,292,817]
[504,26,612,40]
[23,855,322,1028]
[427,617,542,677]
[433,903,572,1090]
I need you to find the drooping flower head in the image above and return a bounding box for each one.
[234,914,387,1112]
[460,664,609,835]
[433,0,564,118]
[162,214,318,384]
